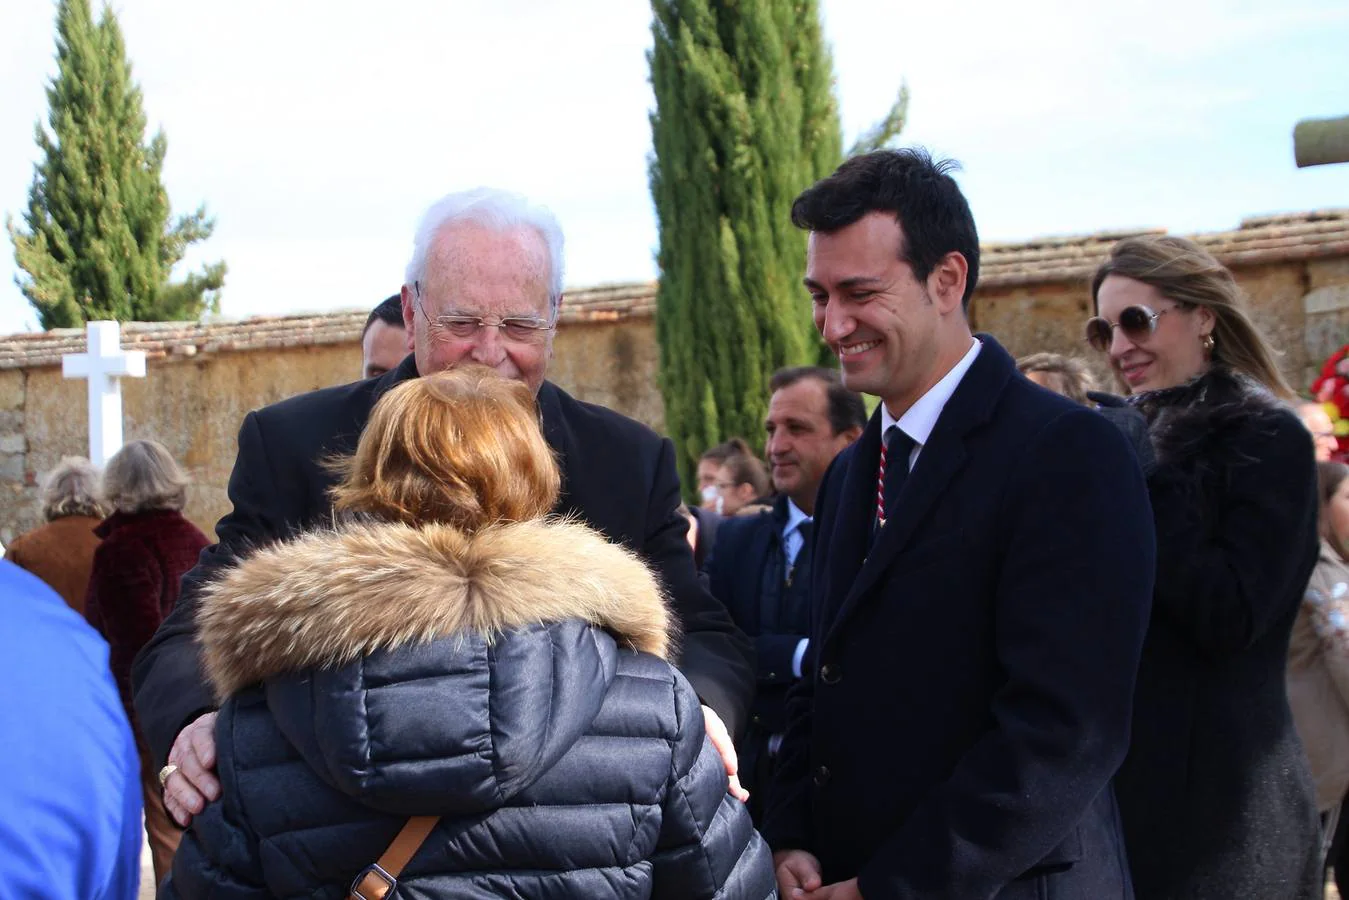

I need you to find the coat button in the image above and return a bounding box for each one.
[813,765,831,787]
[820,663,841,684]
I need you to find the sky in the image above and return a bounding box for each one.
[0,0,1346,335]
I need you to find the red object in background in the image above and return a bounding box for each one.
[1310,344,1349,461]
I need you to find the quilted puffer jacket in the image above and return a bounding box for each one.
[163,517,775,899]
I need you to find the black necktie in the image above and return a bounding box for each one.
[881,425,916,525]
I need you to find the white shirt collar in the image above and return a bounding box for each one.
[880,337,982,447]
[783,497,810,537]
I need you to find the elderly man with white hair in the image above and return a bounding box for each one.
[133,188,755,831]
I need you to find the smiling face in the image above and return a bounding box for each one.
[402,222,556,394]
[805,212,969,416]
[1095,274,1213,393]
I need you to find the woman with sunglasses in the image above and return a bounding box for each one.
[1087,235,1321,899]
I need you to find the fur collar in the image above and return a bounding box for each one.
[1130,367,1290,467]
[197,517,672,700]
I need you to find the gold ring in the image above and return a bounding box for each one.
[157,764,179,788]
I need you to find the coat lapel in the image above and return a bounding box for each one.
[817,413,884,632]
[824,336,1015,640]
[536,381,575,513]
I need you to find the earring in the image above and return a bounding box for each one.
[1202,334,1215,354]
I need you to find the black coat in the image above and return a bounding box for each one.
[132,355,754,764]
[1113,368,1321,899]
[707,495,813,731]
[706,495,813,819]
[163,517,775,899]
[763,336,1157,900]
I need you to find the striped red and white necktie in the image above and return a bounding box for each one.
[876,428,890,528]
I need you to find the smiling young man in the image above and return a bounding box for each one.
[763,149,1157,900]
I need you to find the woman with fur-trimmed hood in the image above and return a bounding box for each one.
[164,367,775,899]
[1085,236,1321,899]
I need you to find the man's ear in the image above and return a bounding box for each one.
[400,284,416,351]
[928,252,969,315]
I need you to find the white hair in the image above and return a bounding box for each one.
[404,187,566,311]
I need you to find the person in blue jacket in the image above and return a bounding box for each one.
[0,558,142,899]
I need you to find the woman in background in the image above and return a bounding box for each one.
[1087,235,1320,898]
[5,456,106,613]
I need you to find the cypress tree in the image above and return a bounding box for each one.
[649,0,904,492]
[7,0,225,330]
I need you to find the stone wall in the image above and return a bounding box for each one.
[4,211,1346,546]
[551,318,663,429]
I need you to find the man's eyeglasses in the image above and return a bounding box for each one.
[412,282,555,345]
[1084,304,1173,352]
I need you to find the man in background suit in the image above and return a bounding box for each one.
[134,187,754,829]
[706,366,864,823]
[765,150,1156,899]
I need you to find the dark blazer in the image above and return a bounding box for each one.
[706,495,813,821]
[706,495,812,731]
[1113,368,1321,899]
[132,355,754,764]
[762,336,1156,900]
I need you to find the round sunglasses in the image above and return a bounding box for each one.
[1084,304,1173,352]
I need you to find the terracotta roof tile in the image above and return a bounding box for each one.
[0,282,661,371]
[980,208,1349,288]
[3,211,1345,369]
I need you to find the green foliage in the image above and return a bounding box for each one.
[7,0,225,329]
[649,0,844,492]
[848,83,910,157]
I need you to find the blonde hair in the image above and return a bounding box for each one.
[1091,235,1294,400]
[330,367,560,532]
[41,456,106,521]
[103,440,189,514]
[1017,352,1098,406]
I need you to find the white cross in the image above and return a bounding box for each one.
[62,321,146,467]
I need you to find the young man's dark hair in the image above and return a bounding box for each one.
[790,148,981,309]
[363,294,404,338]
[769,366,867,436]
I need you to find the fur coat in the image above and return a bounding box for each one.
[164,516,775,899]
[4,515,103,614]
[1114,368,1322,900]
[84,509,209,720]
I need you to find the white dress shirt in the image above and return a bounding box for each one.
[880,337,982,470]
[782,497,810,566]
